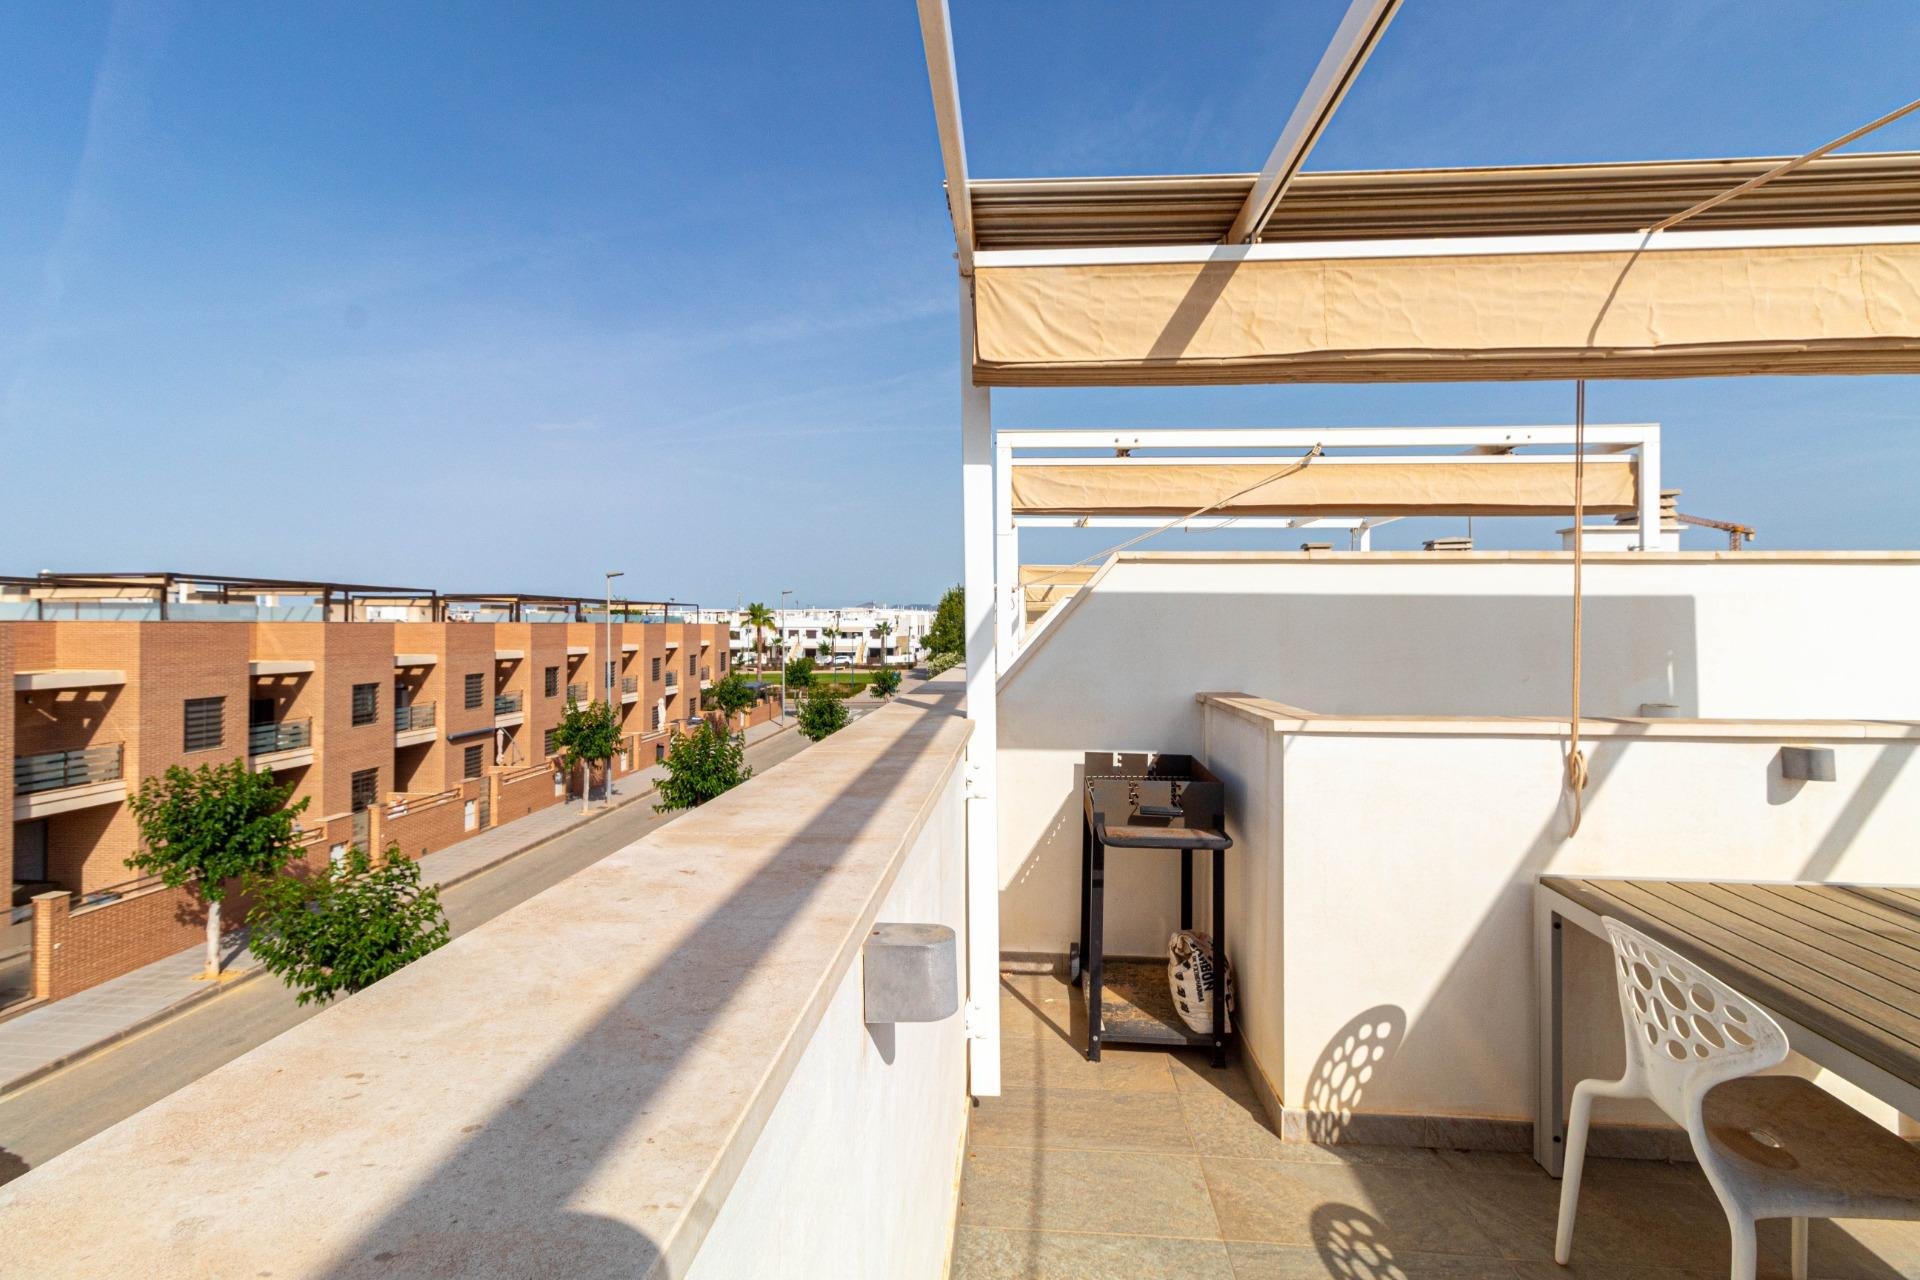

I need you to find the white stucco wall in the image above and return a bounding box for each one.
[998,553,1920,958]
[686,767,969,1280]
[1203,706,1920,1130]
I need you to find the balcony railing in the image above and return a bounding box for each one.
[14,743,124,795]
[495,692,523,715]
[621,676,638,694]
[247,719,311,756]
[395,702,436,732]
[567,682,589,702]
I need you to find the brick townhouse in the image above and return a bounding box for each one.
[2,572,762,1008]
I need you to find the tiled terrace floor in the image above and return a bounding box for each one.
[951,971,1920,1279]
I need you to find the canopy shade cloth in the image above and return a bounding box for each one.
[971,236,1920,385]
[1009,457,1637,519]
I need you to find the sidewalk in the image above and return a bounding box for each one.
[0,716,798,1095]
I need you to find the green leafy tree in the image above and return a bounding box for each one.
[127,761,310,978]
[554,695,622,811]
[245,843,450,1006]
[797,686,851,741]
[709,671,758,730]
[784,655,816,691]
[653,721,752,810]
[870,667,903,699]
[924,585,965,668]
[745,601,776,669]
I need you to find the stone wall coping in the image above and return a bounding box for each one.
[0,677,973,1279]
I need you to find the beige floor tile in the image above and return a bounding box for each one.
[1176,1083,1291,1160]
[1449,1167,1742,1274]
[1229,1238,1518,1278]
[971,1086,1193,1154]
[997,1028,1178,1093]
[1507,1262,1707,1280]
[958,1146,1222,1239]
[950,1226,1234,1279]
[1202,1156,1502,1256]
[1796,1216,1920,1280]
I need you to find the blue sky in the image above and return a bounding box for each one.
[1,2,1917,608]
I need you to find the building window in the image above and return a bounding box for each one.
[655,742,666,762]
[544,728,558,756]
[689,694,699,714]
[351,682,379,726]
[687,654,695,676]
[463,744,483,780]
[651,656,660,680]
[350,768,378,812]
[650,705,661,731]
[183,697,224,752]
[544,666,558,697]
[464,673,484,709]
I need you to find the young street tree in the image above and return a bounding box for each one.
[708,672,758,732]
[653,721,752,811]
[874,619,893,667]
[554,695,622,811]
[798,685,851,741]
[870,666,903,699]
[784,654,816,692]
[126,760,310,979]
[246,842,450,1006]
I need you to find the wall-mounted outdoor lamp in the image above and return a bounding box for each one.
[863,923,957,1025]
[1780,745,1837,783]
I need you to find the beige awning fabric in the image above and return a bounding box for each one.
[972,240,1920,385]
[1010,459,1637,518]
[1019,564,1094,630]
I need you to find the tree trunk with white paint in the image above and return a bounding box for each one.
[204,899,222,978]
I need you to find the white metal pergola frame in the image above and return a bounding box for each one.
[914,0,1703,1099]
[915,0,1498,1098]
[993,423,1663,668]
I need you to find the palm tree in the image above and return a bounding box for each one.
[745,602,775,670]
[874,619,893,669]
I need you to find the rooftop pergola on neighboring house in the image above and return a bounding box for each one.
[913,0,1920,1100]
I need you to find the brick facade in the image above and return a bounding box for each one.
[6,615,737,1008]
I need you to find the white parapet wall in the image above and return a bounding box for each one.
[998,551,1920,960]
[0,680,974,1279]
[1201,693,1920,1139]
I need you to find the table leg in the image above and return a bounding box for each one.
[1086,838,1105,1062]
[1533,889,1566,1175]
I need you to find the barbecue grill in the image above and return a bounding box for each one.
[1076,751,1233,1066]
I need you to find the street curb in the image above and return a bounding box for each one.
[0,962,270,1097]
[0,718,805,1096]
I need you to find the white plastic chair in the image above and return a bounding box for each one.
[1556,918,1920,1280]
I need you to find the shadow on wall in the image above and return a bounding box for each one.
[1302,1005,1406,1144]
[1002,591,1703,749]
[305,688,962,1279]
[997,592,1699,955]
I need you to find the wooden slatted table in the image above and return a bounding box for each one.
[1534,876,1920,1175]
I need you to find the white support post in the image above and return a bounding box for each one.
[994,436,1018,670]
[960,280,1001,1097]
[1637,427,1662,551]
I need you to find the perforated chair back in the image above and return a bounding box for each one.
[1602,918,1789,1128]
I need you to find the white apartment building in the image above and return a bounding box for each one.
[699,604,934,668]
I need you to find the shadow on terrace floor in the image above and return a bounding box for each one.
[950,970,1920,1280]
[306,682,964,1278]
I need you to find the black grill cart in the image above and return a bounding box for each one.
[1076,752,1233,1067]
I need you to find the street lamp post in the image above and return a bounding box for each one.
[778,588,794,723]
[602,570,624,811]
